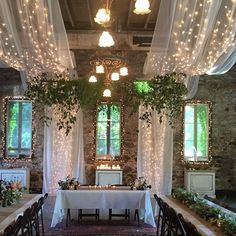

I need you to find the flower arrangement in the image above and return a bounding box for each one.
[129,177,151,190]
[0,180,24,207]
[172,188,236,236]
[58,176,80,190]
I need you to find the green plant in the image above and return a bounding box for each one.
[26,72,187,135]
[172,188,236,235]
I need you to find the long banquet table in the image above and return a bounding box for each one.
[0,194,42,233]
[161,196,225,236]
[51,188,156,227]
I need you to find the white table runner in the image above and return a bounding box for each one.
[51,189,156,227]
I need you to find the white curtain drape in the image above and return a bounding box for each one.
[137,106,173,195]
[43,107,85,196]
[138,0,236,195]
[0,0,73,78]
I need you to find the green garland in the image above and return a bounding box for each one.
[172,188,236,236]
[26,72,187,135]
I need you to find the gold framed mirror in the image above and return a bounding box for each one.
[93,100,124,161]
[181,100,213,168]
[2,96,34,159]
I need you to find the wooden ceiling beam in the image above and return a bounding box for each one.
[144,0,154,29]
[126,0,134,28]
[87,0,94,28]
[64,0,75,27]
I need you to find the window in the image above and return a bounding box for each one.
[183,101,211,162]
[3,97,33,158]
[96,103,122,157]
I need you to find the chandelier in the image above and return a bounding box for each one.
[89,56,128,97]
[133,0,151,15]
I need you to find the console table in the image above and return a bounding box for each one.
[184,169,215,197]
[95,170,123,185]
[0,168,30,191]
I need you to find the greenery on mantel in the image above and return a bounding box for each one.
[172,188,236,236]
[26,72,187,135]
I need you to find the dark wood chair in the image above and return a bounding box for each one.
[2,224,14,236]
[164,204,185,236]
[178,213,202,236]
[154,194,169,236]
[13,215,24,236]
[37,193,48,235]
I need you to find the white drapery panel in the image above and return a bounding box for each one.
[143,0,236,76]
[43,107,85,196]
[137,106,173,195]
[0,0,73,77]
[138,0,236,195]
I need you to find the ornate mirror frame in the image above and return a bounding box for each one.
[92,100,124,162]
[181,100,213,168]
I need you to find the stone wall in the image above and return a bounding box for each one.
[173,72,236,191]
[83,106,139,185]
[0,69,44,192]
[1,68,235,192]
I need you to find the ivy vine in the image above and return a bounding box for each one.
[25,72,188,135]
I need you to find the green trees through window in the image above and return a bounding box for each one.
[96,103,121,157]
[6,99,32,158]
[184,103,209,161]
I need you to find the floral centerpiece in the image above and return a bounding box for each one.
[58,176,80,190]
[129,177,151,190]
[0,180,24,207]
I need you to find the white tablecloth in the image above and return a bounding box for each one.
[51,189,156,227]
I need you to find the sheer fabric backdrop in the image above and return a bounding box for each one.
[0,0,73,81]
[138,0,236,195]
[43,107,85,196]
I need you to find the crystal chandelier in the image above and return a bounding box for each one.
[133,0,151,15]
[89,56,128,97]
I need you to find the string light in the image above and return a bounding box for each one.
[146,1,236,76]
[0,0,70,78]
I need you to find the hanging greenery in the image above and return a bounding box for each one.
[25,72,188,135]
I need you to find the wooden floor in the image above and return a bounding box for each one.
[43,197,156,236]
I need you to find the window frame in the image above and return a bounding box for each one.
[93,101,124,160]
[181,100,213,168]
[2,96,34,159]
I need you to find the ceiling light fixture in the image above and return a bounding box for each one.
[103,88,112,97]
[94,0,113,27]
[88,75,97,83]
[94,8,111,26]
[133,0,151,15]
[89,56,128,97]
[98,31,115,47]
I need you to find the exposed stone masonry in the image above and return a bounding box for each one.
[173,72,236,191]
[0,68,235,192]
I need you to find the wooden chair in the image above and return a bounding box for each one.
[154,194,169,236]
[13,215,24,236]
[2,224,14,236]
[30,202,40,236]
[37,193,48,235]
[21,207,33,236]
[164,204,185,236]
[178,213,202,236]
